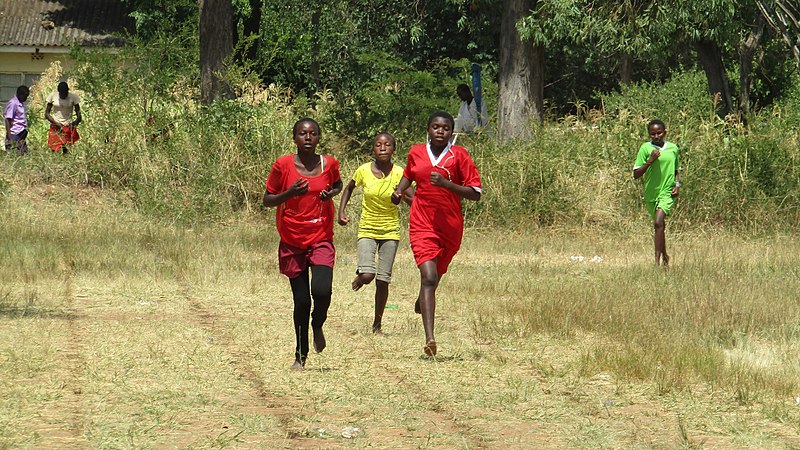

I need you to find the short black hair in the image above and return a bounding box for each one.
[373,131,396,148]
[456,84,470,93]
[427,111,455,130]
[16,85,29,97]
[293,118,320,137]
[57,81,69,93]
[647,119,665,130]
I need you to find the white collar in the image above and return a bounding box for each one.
[426,141,453,166]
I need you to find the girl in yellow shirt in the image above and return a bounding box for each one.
[338,132,413,333]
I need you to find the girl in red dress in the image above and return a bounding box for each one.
[263,118,343,369]
[392,111,482,356]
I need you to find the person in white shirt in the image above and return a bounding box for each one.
[454,84,488,134]
[45,81,82,154]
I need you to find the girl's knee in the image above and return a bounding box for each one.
[359,272,376,285]
[311,286,332,300]
[418,261,439,288]
[420,273,439,288]
[292,295,312,309]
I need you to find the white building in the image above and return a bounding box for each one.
[0,0,132,102]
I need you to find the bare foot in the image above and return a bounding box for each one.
[352,275,364,291]
[372,324,383,335]
[313,327,326,353]
[423,340,437,357]
[290,359,305,370]
[662,254,670,268]
[414,298,421,314]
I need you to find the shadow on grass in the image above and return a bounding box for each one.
[0,307,79,320]
[303,366,340,373]
[419,355,465,363]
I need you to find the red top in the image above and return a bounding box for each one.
[404,143,482,243]
[266,154,341,248]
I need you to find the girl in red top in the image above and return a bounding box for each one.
[392,111,482,357]
[263,118,343,370]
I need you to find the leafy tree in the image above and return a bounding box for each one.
[250,0,485,143]
[123,0,197,38]
[570,1,737,114]
[580,1,671,85]
[567,1,792,117]
[658,1,796,117]
[234,0,262,65]
[254,0,473,92]
[673,1,738,115]
[757,0,800,66]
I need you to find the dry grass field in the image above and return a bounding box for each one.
[2,183,800,449]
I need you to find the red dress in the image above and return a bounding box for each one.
[265,154,341,249]
[48,124,80,151]
[404,143,482,275]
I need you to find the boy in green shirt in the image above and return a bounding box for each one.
[633,119,680,267]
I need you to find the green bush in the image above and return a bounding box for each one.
[600,70,714,126]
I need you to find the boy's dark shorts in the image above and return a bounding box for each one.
[5,129,28,154]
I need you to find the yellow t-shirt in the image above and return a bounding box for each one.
[352,162,405,240]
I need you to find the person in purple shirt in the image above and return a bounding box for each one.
[4,86,29,155]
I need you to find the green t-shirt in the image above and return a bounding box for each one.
[635,141,679,202]
[352,162,405,240]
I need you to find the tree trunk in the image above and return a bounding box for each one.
[310,7,321,92]
[620,52,633,85]
[695,40,733,116]
[498,0,543,142]
[200,0,234,104]
[738,14,766,119]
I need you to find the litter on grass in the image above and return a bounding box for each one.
[570,255,604,263]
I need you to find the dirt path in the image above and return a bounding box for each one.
[30,262,89,447]
[183,287,334,447]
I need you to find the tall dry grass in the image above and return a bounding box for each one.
[6,58,799,233]
[1,187,799,447]
[457,229,800,402]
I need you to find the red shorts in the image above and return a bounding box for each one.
[278,240,335,278]
[48,124,80,151]
[410,234,458,276]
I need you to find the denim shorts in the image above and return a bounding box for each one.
[5,129,28,155]
[357,238,399,283]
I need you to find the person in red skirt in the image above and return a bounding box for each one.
[45,82,82,154]
[263,118,343,370]
[391,111,482,357]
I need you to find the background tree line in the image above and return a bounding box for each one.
[40,0,795,230]
[118,0,798,144]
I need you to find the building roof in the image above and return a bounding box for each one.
[0,0,134,49]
